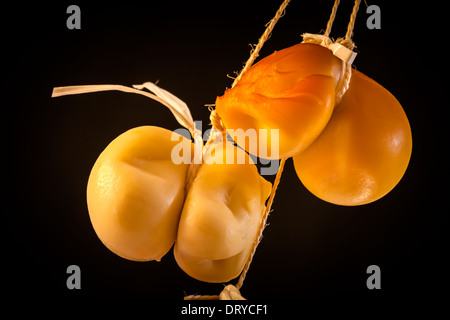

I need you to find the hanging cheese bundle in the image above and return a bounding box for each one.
[293,70,412,206]
[215,43,344,159]
[51,0,414,299]
[86,126,193,261]
[215,32,411,206]
[175,141,272,283]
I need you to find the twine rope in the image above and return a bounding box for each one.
[339,0,361,49]
[231,0,291,89]
[235,158,286,290]
[324,0,340,37]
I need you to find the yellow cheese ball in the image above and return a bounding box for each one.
[293,70,412,206]
[174,141,272,282]
[87,126,192,261]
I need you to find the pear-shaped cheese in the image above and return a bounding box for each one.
[216,43,343,159]
[87,126,192,261]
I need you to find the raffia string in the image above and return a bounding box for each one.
[51,83,204,167]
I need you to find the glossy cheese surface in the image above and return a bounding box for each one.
[216,43,343,159]
[174,141,272,282]
[294,70,412,206]
[87,126,192,261]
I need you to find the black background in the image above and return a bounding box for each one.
[5,0,447,310]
